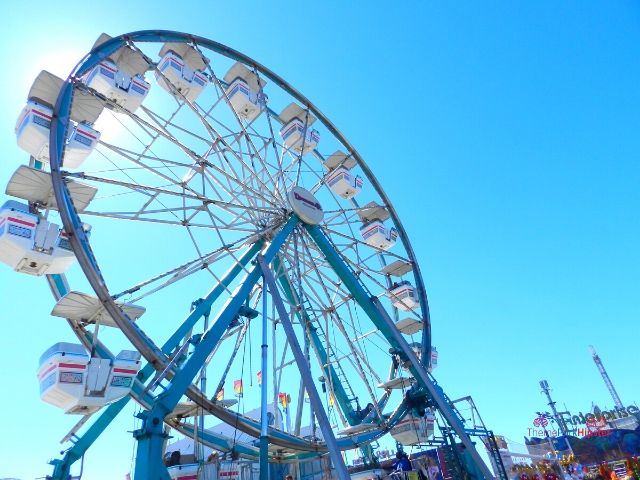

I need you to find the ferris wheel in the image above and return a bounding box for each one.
[2,31,495,479]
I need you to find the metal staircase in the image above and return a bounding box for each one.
[448,395,508,480]
[301,294,359,412]
[439,426,467,480]
[482,431,509,480]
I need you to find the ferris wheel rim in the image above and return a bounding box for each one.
[47,29,432,457]
[66,28,431,334]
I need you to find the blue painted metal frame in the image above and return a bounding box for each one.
[304,224,495,479]
[133,216,297,480]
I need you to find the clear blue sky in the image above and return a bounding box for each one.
[1,1,639,479]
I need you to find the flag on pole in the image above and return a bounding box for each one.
[215,389,224,401]
[278,392,290,408]
[234,379,243,397]
[257,370,262,386]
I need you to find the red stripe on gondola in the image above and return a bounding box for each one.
[113,368,138,374]
[77,130,97,140]
[32,109,53,120]
[8,216,36,227]
[38,364,57,379]
[100,62,117,73]
[59,363,86,369]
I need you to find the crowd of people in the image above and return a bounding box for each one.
[389,451,442,480]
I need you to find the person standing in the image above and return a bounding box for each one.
[393,452,413,472]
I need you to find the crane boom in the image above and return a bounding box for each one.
[589,345,623,409]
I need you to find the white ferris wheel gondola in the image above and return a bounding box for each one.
[390,410,436,446]
[0,200,76,275]
[37,342,141,414]
[388,280,420,311]
[16,71,103,168]
[279,102,320,154]
[82,33,151,112]
[156,41,209,103]
[223,62,268,121]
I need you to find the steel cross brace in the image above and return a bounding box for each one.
[272,256,359,424]
[48,242,264,479]
[257,255,351,480]
[133,216,297,480]
[304,224,495,480]
[273,256,384,466]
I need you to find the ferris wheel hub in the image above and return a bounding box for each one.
[287,186,323,225]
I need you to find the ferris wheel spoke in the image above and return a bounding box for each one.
[201,150,282,208]
[96,142,200,196]
[238,135,287,204]
[205,146,272,213]
[110,110,199,185]
[311,228,418,296]
[199,101,244,139]
[292,235,352,296]
[81,182,269,229]
[195,165,263,221]
[322,209,359,227]
[79,210,225,229]
[174,88,286,207]
[260,111,290,197]
[141,104,211,147]
[206,71,288,203]
[132,102,188,167]
[200,206,251,242]
[110,103,231,192]
[98,138,197,171]
[292,108,313,185]
[272,254,353,427]
[294,236,385,420]
[115,244,240,303]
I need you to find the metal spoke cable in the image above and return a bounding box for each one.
[205,68,286,206]
[297,234,382,416]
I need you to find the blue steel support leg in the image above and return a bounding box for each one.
[133,217,297,480]
[48,242,263,480]
[257,255,350,480]
[273,256,359,424]
[259,280,269,480]
[274,256,386,465]
[304,224,495,480]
